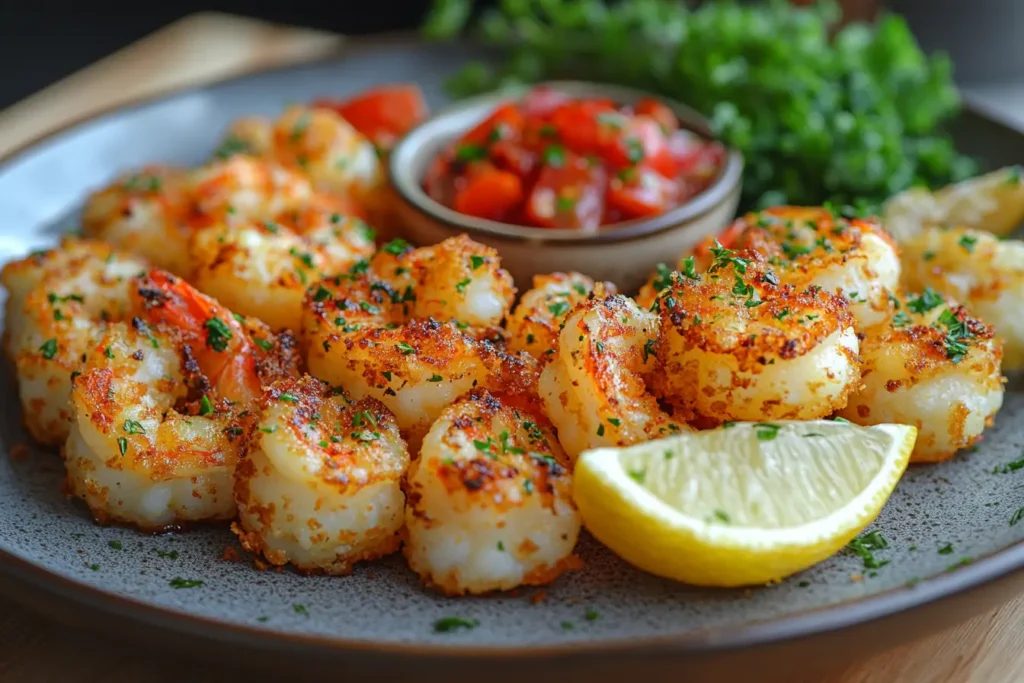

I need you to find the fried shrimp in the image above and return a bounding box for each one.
[188,154,317,226]
[506,272,617,360]
[0,239,148,445]
[271,105,382,202]
[900,226,1024,371]
[641,207,901,330]
[653,247,861,424]
[189,209,375,331]
[234,375,409,574]
[839,289,1004,462]
[303,236,532,446]
[404,390,580,595]
[64,270,295,529]
[538,294,688,462]
[81,166,193,275]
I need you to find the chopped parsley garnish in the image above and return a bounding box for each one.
[643,338,657,363]
[937,543,953,555]
[891,311,911,328]
[1010,507,1024,527]
[254,337,274,351]
[169,577,204,589]
[707,241,749,275]
[547,300,571,317]
[936,308,974,363]
[542,144,566,168]
[455,277,471,294]
[108,540,122,550]
[123,419,145,435]
[199,395,214,416]
[713,510,731,523]
[382,238,410,255]
[652,263,673,292]
[596,424,605,437]
[433,616,479,633]
[293,604,309,617]
[428,374,443,382]
[993,457,1024,474]
[117,437,128,457]
[470,255,486,270]
[584,609,600,622]
[397,342,415,355]
[957,234,977,253]
[278,393,298,403]
[204,317,232,352]
[753,423,781,441]
[39,338,57,360]
[625,137,644,163]
[906,288,943,314]
[312,285,332,302]
[155,549,179,559]
[846,530,889,569]
[454,143,487,163]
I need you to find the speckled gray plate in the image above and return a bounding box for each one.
[1,37,1023,681]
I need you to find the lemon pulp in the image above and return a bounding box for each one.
[573,420,916,586]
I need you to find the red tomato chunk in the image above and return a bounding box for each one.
[423,86,725,230]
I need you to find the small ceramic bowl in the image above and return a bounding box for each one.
[388,81,744,293]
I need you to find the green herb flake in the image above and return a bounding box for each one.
[117,437,128,457]
[433,616,480,633]
[204,317,233,352]
[199,395,214,416]
[108,540,123,550]
[937,543,953,555]
[39,338,58,359]
[293,604,309,617]
[169,577,204,589]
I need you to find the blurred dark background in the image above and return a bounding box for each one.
[1,0,1021,111]
[0,1,438,110]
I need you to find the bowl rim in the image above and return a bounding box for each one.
[388,79,745,245]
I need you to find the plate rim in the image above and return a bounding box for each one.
[0,32,1022,660]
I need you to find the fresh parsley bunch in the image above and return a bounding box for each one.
[424,0,977,211]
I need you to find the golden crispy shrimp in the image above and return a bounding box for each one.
[641,208,901,330]
[538,294,688,462]
[900,226,1024,371]
[506,272,617,360]
[653,247,861,424]
[302,237,532,446]
[404,390,580,595]
[271,105,382,202]
[839,288,1004,462]
[234,375,409,574]
[188,155,316,227]
[64,270,296,529]
[0,239,148,446]
[189,208,375,331]
[81,166,193,275]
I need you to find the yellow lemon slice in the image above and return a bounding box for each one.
[573,420,916,587]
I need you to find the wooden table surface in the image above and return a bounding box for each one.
[0,12,1021,683]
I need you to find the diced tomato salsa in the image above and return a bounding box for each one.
[423,86,726,231]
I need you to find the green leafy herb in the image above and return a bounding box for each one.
[169,578,204,589]
[293,604,309,617]
[427,0,976,211]
[1010,507,1024,527]
[199,395,214,416]
[117,437,128,457]
[846,530,890,569]
[454,143,487,163]
[155,549,179,559]
[542,144,566,168]
[906,288,944,314]
[937,543,953,554]
[713,510,731,524]
[204,317,232,353]
[470,255,486,270]
[108,540,122,550]
[958,234,978,253]
[433,616,479,633]
[123,420,145,435]
[39,338,57,360]
[754,423,781,441]
[547,300,570,317]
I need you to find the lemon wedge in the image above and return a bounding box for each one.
[573,420,916,587]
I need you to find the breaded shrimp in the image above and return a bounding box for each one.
[538,294,688,462]
[234,375,409,574]
[271,105,382,203]
[81,166,193,275]
[653,246,861,424]
[900,226,1024,371]
[404,390,580,595]
[839,288,1004,462]
[189,208,375,331]
[303,236,532,446]
[212,116,274,160]
[506,272,617,361]
[188,155,316,227]
[64,270,296,529]
[0,239,148,445]
[640,208,900,330]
